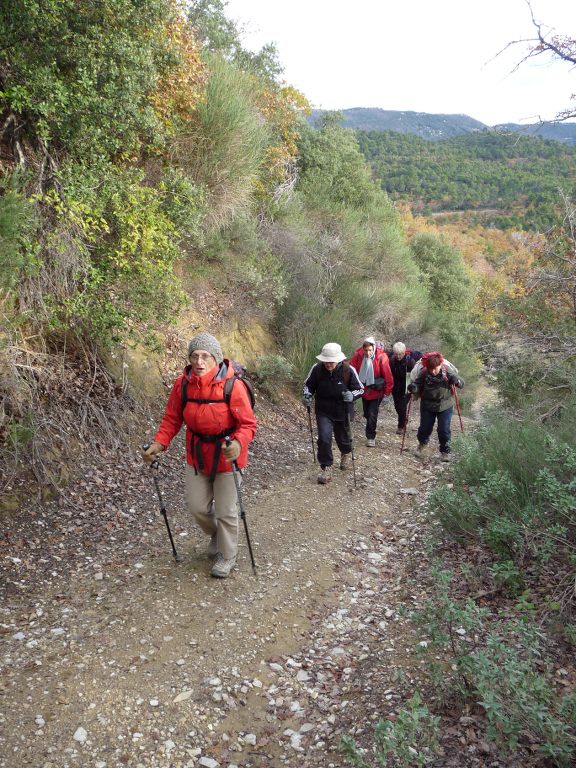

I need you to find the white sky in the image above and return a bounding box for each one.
[224,0,576,126]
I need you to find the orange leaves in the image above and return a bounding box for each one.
[151,4,206,128]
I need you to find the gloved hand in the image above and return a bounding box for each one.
[381,395,391,404]
[222,439,241,462]
[407,382,418,394]
[143,441,164,464]
[342,390,354,402]
[373,377,385,391]
[302,395,313,408]
[456,378,465,389]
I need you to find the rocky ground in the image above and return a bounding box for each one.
[0,397,524,768]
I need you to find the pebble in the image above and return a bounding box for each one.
[73,727,87,743]
[198,758,219,768]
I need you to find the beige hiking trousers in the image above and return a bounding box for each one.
[185,466,240,560]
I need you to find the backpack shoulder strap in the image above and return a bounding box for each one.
[341,362,351,387]
[223,375,256,410]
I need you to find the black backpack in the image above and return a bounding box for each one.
[181,360,256,412]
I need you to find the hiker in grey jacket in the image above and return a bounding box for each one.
[407,351,463,461]
[303,342,363,484]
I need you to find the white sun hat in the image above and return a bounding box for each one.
[316,342,346,363]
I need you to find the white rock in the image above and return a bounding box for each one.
[243,733,257,745]
[173,690,193,703]
[149,698,159,707]
[13,632,25,641]
[290,732,303,750]
[296,670,309,682]
[35,716,45,727]
[269,663,283,673]
[73,727,87,743]
[198,758,219,768]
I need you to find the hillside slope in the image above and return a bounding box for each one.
[310,107,576,145]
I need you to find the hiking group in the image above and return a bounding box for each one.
[143,330,463,577]
[304,337,464,483]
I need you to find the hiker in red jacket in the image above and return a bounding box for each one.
[143,332,257,578]
[349,336,393,447]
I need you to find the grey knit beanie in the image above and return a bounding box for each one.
[187,332,224,365]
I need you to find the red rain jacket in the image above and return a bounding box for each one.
[349,347,393,401]
[154,360,257,475]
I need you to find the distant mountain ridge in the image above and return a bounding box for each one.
[310,108,576,145]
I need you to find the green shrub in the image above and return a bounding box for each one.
[467,626,576,763]
[253,354,294,401]
[341,692,440,768]
[413,569,576,765]
[0,176,37,294]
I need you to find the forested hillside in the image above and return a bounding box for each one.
[357,129,576,229]
[1,2,576,767]
[311,107,576,144]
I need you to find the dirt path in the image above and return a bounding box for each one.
[1,400,465,768]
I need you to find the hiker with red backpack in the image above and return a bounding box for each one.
[143,332,257,578]
[303,342,364,485]
[407,351,464,462]
[387,342,422,435]
[349,336,393,447]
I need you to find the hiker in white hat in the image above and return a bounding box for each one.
[302,343,364,484]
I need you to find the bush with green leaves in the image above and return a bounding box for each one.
[427,407,576,589]
[0,176,37,296]
[412,568,576,765]
[409,232,476,353]
[253,354,294,401]
[0,0,185,160]
[465,625,576,763]
[341,692,440,768]
[273,130,428,380]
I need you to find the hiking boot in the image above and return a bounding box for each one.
[440,451,452,463]
[396,427,404,435]
[317,466,332,484]
[339,453,351,470]
[210,553,237,578]
[366,438,376,448]
[207,533,218,560]
[415,442,428,457]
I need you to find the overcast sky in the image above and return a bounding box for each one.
[224,0,576,126]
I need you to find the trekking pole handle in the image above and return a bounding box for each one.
[142,442,160,469]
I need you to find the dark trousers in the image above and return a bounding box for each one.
[392,390,409,428]
[362,398,382,439]
[316,412,352,468]
[417,406,453,453]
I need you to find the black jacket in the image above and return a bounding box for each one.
[387,350,422,395]
[304,362,363,420]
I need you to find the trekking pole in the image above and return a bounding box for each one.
[306,406,316,463]
[225,437,257,575]
[142,444,179,562]
[400,395,413,453]
[452,385,464,433]
[345,410,357,489]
